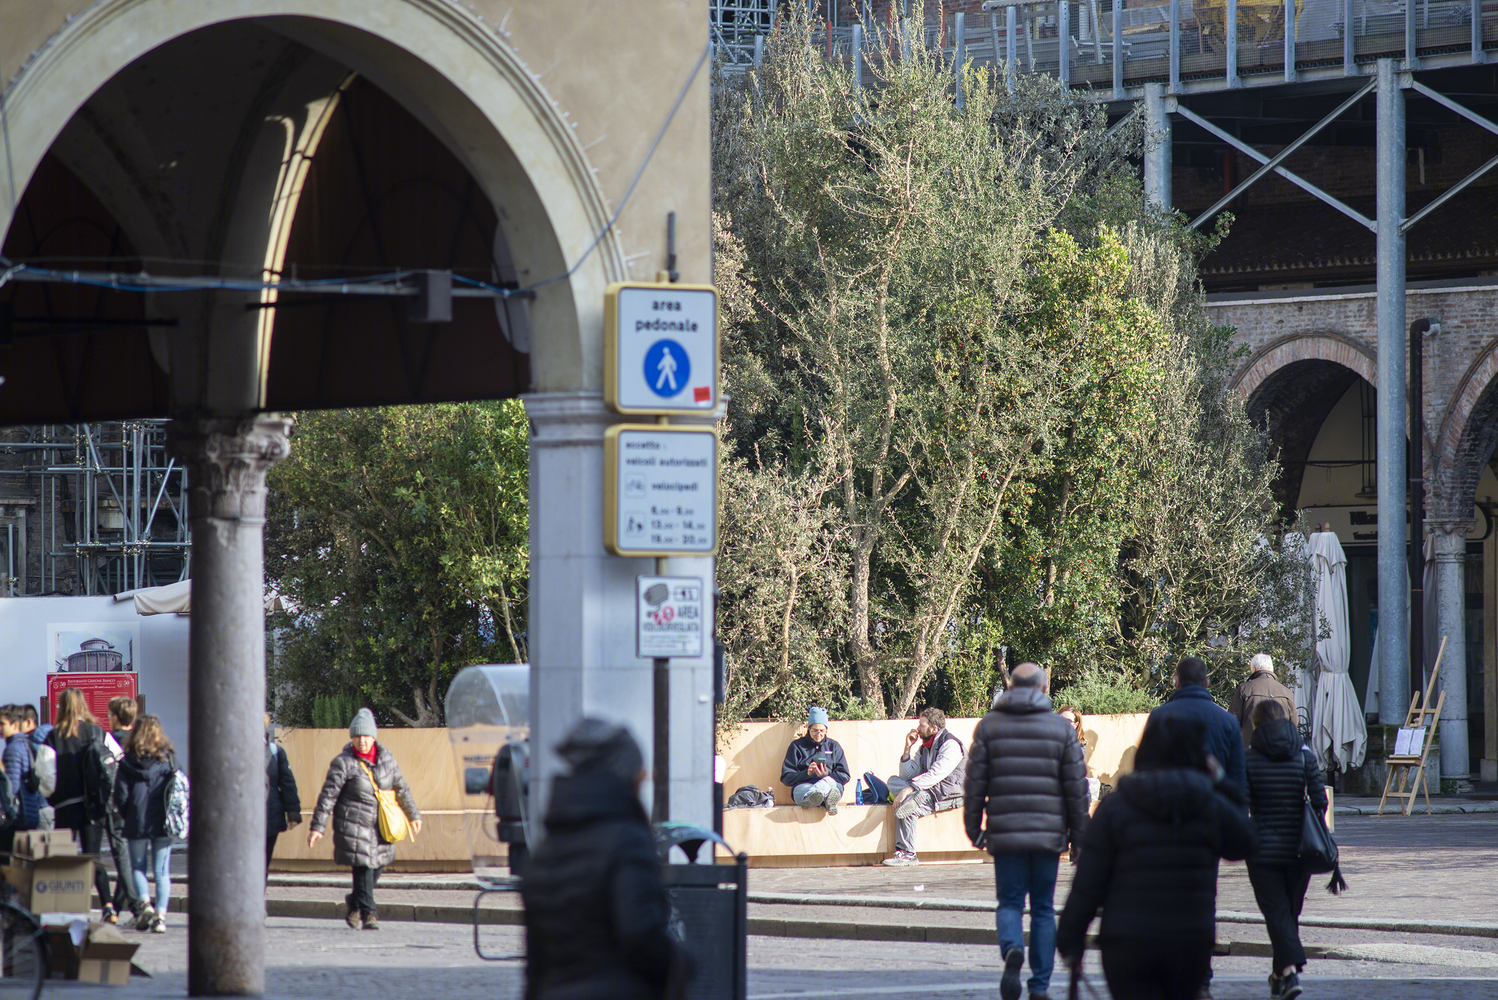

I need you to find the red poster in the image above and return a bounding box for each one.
[46,673,138,725]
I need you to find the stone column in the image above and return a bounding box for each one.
[169,414,291,997]
[522,391,716,840]
[1430,522,1470,782]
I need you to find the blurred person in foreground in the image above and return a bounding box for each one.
[1057,714,1255,1000]
[522,718,691,1000]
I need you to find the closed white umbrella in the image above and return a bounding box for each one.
[112,580,292,615]
[1362,535,1437,718]
[1308,531,1365,771]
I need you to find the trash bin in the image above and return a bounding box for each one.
[656,824,748,1000]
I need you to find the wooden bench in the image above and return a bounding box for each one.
[718,713,1148,867]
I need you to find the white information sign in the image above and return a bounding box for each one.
[604,425,718,556]
[636,576,706,659]
[605,282,719,415]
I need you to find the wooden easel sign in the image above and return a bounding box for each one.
[1377,636,1447,817]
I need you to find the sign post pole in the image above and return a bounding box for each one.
[653,555,670,824]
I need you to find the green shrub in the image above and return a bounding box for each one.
[1052,669,1161,716]
[311,693,361,730]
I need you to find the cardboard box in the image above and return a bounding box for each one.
[43,921,140,986]
[14,857,93,913]
[12,830,79,860]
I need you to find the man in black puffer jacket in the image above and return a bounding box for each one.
[522,718,690,1000]
[1058,714,1256,1000]
[1245,700,1327,1000]
[965,663,1089,1000]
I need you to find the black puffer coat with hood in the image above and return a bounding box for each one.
[521,770,686,1000]
[1245,717,1326,866]
[1057,766,1256,956]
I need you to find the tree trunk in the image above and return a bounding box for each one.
[849,530,885,715]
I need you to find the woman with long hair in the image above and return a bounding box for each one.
[45,688,113,920]
[114,715,177,932]
[308,708,421,929]
[1245,699,1327,1000]
[1057,714,1256,1000]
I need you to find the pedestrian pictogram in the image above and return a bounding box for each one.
[605,282,718,414]
[646,339,689,397]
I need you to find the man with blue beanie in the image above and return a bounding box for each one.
[780,707,850,815]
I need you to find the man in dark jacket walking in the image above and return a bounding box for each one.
[965,663,1089,1000]
[522,718,690,1000]
[780,707,851,815]
[1149,657,1246,794]
[265,716,302,884]
[1147,655,1246,999]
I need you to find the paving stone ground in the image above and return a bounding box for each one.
[22,810,1498,997]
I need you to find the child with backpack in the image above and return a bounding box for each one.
[113,715,180,933]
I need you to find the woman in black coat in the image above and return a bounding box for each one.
[45,688,112,918]
[308,708,420,930]
[521,718,690,1000]
[1057,714,1256,1000]
[113,715,178,932]
[1245,699,1327,1000]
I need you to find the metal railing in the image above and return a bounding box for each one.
[715,0,1498,97]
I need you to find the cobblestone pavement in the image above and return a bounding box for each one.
[24,918,1498,999]
[26,812,1498,997]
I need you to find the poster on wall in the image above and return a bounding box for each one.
[47,623,140,724]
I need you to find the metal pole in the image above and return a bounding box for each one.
[652,554,671,823]
[1007,7,1018,92]
[852,24,863,88]
[1409,317,1428,702]
[955,13,966,108]
[1285,0,1298,81]
[1114,0,1124,96]
[1345,0,1356,74]
[1228,0,1240,86]
[753,34,765,67]
[1406,0,1417,66]
[1376,58,1411,726]
[1145,83,1172,212]
[1170,0,1181,89]
[1060,0,1071,89]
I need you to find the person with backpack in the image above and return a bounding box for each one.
[307,709,421,930]
[45,688,113,919]
[113,715,177,933]
[103,697,143,922]
[1,706,43,856]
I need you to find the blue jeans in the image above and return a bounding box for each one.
[994,851,1060,996]
[128,837,173,914]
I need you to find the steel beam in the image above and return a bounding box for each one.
[1376,58,1411,726]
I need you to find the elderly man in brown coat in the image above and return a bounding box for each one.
[1229,653,1298,749]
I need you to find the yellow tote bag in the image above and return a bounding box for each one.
[357,760,411,844]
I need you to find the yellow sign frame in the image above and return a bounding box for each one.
[604,281,720,415]
[603,424,719,557]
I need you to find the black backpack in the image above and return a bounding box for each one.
[82,728,119,825]
[724,785,775,809]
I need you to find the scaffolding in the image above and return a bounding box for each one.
[711,0,777,68]
[0,421,189,596]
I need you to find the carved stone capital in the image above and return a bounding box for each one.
[1427,521,1473,561]
[168,414,293,524]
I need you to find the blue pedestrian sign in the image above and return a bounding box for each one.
[644,339,690,398]
[605,282,719,414]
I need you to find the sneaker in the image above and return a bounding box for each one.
[361,911,380,931]
[1001,946,1024,1000]
[881,849,919,867]
[149,915,166,934]
[135,906,156,931]
[824,784,841,815]
[801,788,825,808]
[102,904,118,924]
[1268,973,1282,999]
[894,795,922,820]
[1278,973,1302,1000]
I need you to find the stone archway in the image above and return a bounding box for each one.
[1234,333,1378,520]
[1433,336,1498,524]
[0,0,625,397]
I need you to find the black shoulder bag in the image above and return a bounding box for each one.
[1297,750,1347,894]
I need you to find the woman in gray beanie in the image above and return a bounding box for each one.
[308,708,421,929]
[521,717,691,999]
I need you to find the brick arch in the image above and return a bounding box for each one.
[1229,331,1378,402]
[1233,333,1377,521]
[1432,338,1498,524]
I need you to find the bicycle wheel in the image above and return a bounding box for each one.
[0,902,45,1000]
